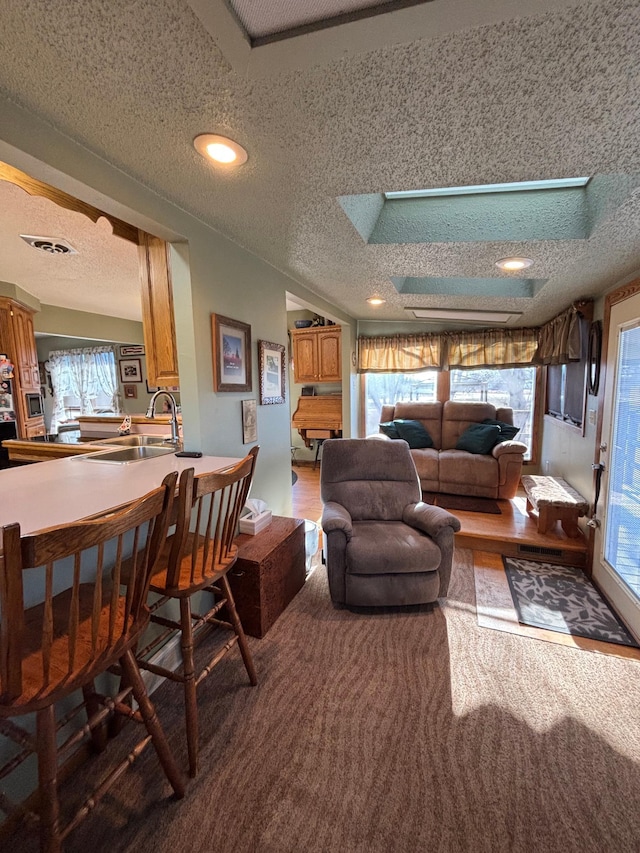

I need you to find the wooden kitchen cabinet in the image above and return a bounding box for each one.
[291,326,341,384]
[11,303,40,393]
[138,231,179,387]
[0,297,45,439]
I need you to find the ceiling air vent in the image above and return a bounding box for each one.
[20,235,78,255]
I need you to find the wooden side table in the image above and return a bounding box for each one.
[228,516,306,638]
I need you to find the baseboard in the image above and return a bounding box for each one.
[456,533,586,568]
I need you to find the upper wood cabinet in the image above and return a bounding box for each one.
[291,326,341,384]
[0,297,45,438]
[11,303,40,393]
[138,231,179,387]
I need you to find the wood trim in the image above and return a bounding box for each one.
[436,370,450,403]
[528,365,544,466]
[138,232,179,386]
[595,277,640,461]
[0,161,138,245]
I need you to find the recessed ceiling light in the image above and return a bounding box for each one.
[495,257,534,271]
[194,134,248,166]
[367,296,386,306]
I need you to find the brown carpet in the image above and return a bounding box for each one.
[17,550,640,853]
[423,492,502,514]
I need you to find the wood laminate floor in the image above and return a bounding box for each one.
[290,463,639,658]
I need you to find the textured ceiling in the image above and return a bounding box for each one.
[0,0,639,331]
[0,183,141,321]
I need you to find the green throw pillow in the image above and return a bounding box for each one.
[456,423,501,454]
[379,421,401,439]
[481,418,520,444]
[393,419,434,449]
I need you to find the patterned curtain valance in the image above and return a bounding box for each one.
[357,302,593,373]
[445,327,539,369]
[357,333,442,373]
[534,304,583,365]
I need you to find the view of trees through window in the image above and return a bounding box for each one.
[364,367,535,459]
[450,368,535,456]
[364,371,438,436]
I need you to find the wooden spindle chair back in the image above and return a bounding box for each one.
[156,446,259,594]
[140,446,259,777]
[0,473,184,851]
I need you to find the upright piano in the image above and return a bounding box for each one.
[291,395,342,449]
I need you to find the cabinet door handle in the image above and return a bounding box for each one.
[231,569,245,577]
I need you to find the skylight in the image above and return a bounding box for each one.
[385,177,590,200]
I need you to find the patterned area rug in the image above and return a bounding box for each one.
[503,557,639,647]
[423,493,501,514]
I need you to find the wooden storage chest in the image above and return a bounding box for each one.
[229,516,306,638]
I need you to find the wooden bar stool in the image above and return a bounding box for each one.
[0,472,185,853]
[136,447,259,777]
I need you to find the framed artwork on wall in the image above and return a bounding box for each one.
[258,340,286,405]
[123,384,137,399]
[119,358,142,382]
[120,345,145,357]
[212,314,252,392]
[242,399,257,443]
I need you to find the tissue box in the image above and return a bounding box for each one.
[239,510,272,536]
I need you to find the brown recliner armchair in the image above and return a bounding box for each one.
[321,438,461,607]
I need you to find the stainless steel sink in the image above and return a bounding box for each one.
[98,434,176,447]
[78,445,176,464]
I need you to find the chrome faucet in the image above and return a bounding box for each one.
[146,390,180,445]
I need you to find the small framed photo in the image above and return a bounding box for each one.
[123,384,137,399]
[119,358,142,383]
[258,340,286,405]
[242,399,257,444]
[120,345,145,357]
[212,314,252,392]
[146,380,159,394]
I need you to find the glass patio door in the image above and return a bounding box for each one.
[593,290,640,639]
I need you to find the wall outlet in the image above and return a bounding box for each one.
[588,409,597,425]
[544,460,550,473]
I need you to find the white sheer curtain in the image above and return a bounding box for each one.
[48,346,121,434]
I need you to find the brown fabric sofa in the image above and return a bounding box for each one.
[379,401,527,499]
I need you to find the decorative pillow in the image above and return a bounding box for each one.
[379,421,401,439]
[481,418,520,443]
[455,423,501,454]
[393,419,434,449]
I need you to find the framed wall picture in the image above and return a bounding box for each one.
[123,384,137,399]
[119,358,142,382]
[242,399,257,443]
[212,314,252,392]
[120,345,145,357]
[258,340,286,405]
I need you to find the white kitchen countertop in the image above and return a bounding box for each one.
[1,452,241,536]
